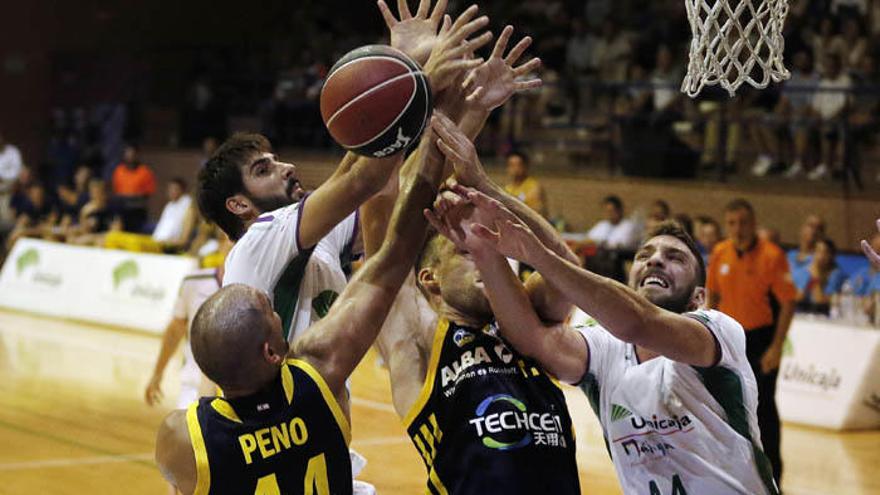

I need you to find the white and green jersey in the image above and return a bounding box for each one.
[223,198,358,343]
[575,309,778,495]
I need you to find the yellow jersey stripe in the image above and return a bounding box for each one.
[209,398,242,424]
[403,319,450,428]
[286,359,352,445]
[428,465,449,495]
[281,364,295,405]
[186,402,211,495]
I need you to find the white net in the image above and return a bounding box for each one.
[682,0,790,97]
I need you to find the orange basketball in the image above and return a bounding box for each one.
[320,45,432,158]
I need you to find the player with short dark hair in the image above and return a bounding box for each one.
[425,182,778,493]
[154,116,446,495]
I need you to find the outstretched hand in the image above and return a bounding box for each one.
[378,0,449,66]
[423,7,493,94]
[460,187,543,264]
[462,25,543,112]
[431,111,489,188]
[861,219,880,269]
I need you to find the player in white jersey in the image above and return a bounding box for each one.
[145,267,222,409]
[222,204,359,342]
[426,185,779,494]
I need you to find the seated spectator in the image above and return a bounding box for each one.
[751,50,818,177]
[837,18,868,73]
[586,194,641,250]
[111,144,156,232]
[67,178,122,246]
[694,215,722,264]
[793,238,847,315]
[645,199,671,232]
[151,177,193,245]
[806,54,852,180]
[649,45,683,120]
[788,214,826,273]
[6,182,58,250]
[103,177,198,254]
[0,131,23,224]
[504,151,547,217]
[593,19,631,85]
[57,164,92,221]
[810,17,843,75]
[852,231,880,318]
[673,212,693,237]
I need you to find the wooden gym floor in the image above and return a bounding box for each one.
[0,309,877,494]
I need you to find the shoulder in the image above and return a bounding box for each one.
[709,240,733,262]
[155,409,195,485]
[686,309,747,358]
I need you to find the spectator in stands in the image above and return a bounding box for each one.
[788,214,826,274]
[751,50,818,177]
[694,215,722,263]
[0,131,23,224]
[852,231,880,318]
[504,150,547,217]
[649,45,683,120]
[57,165,92,222]
[593,19,631,84]
[811,17,842,75]
[111,144,156,232]
[67,178,120,243]
[793,238,846,315]
[838,18,868,73]
[645,199,671,232]
[707,198,796,485]
[6,182,58,250]
[565,18,597,123]
[200,137,219,167]
[151,177,193,246]
[586,194,641,250]
[807,54,852,180]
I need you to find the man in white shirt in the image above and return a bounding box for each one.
[152,177,193,244]
[808,54,852,180]
[0,132,23,223]
[427,190,778,495]
[587,194,641,251]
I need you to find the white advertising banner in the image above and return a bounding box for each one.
[777,317,880,430]
[0,239,197,333]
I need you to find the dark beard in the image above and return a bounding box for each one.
[648,288,694,314]
[246,192,294,214]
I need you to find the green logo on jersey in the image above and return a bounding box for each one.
[312,290,339,319]
[112,260,139,289]
[16,248,39,276]
[610,403,633,422]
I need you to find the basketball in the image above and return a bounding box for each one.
[320,45,432,158]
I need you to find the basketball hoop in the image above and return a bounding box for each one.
[682,0,790,97]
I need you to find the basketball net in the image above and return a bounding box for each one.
[682,0,790,97]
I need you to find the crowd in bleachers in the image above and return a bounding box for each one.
[0,131,224,265]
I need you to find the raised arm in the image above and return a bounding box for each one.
[432,113,576,322]
[297,152,403,250]
[292,119,445,397]
[464,191,719,367]
[425,192,588,382]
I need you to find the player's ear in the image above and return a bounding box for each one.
[225,193,254,218]
[262,341,284,366]
[417,267,441,296]
[689,286,707,311]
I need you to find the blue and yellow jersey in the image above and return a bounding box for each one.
[185,359,352,495]
[405,319,580,494]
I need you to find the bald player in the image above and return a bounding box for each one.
[154,115,447,494]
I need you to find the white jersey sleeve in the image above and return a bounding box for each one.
[573,318,628,391]
[222,202,304,294]
[685,309,749,370]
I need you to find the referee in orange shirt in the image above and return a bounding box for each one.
[707,198,796,487]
